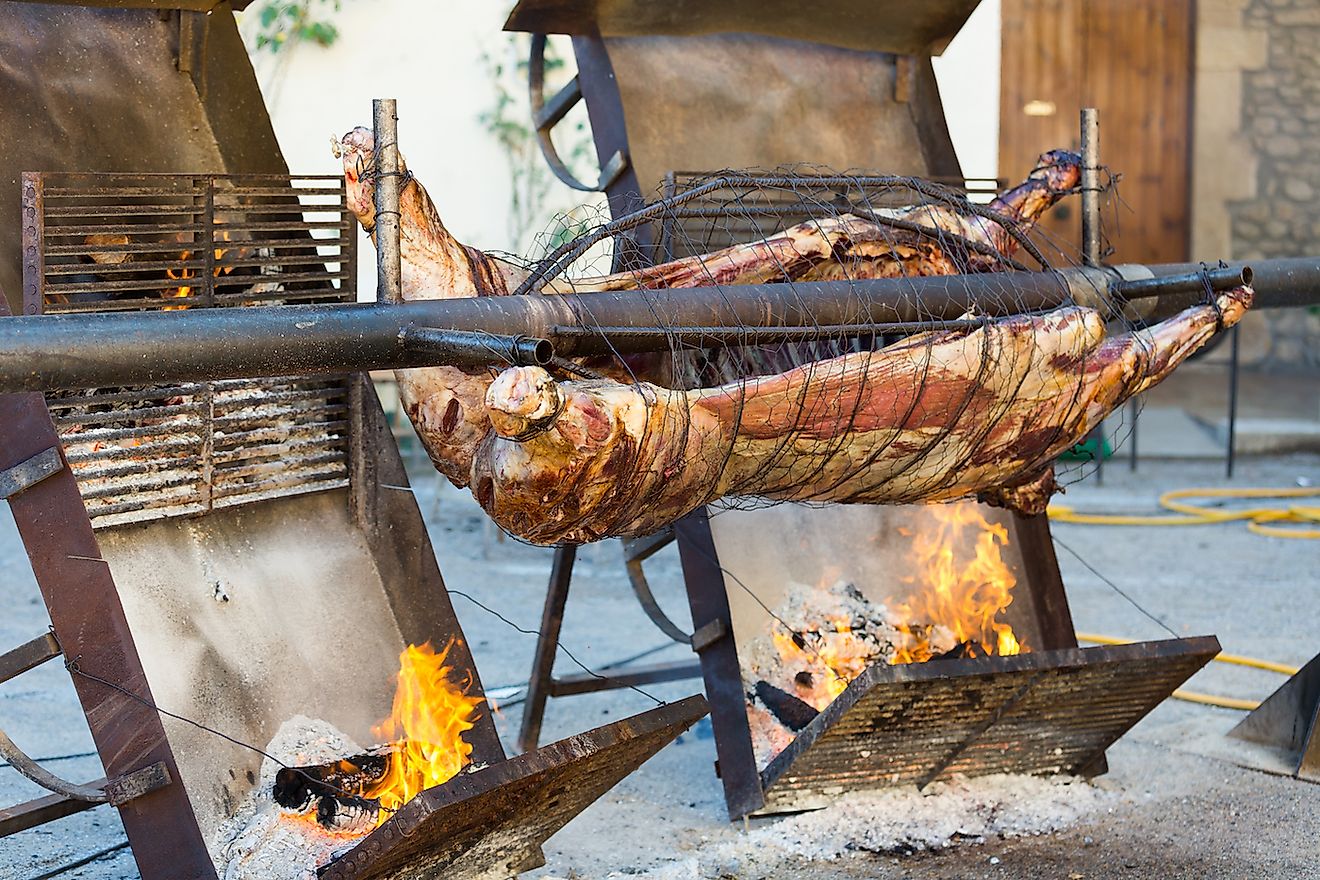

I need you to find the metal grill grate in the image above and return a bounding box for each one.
[657,171,1004,261]
[22,172,355,312]
[757,637,1219,813]
[23,172,357,526]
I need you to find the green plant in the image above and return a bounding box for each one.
[249,0,344,54]
[477,34,599,253]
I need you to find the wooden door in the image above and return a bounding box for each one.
[999,0,1195,264]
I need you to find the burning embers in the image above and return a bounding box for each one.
[276,642,483,833]
[743,503,1026,765]
[218,642,483,877]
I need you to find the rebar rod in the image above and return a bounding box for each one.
[1081,108,1101,267]
[373,98,403,305]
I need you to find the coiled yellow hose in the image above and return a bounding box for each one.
[1076,633,1300,710]
[1049,486,1320,538]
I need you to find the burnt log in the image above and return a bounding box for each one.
[753,681,820,731]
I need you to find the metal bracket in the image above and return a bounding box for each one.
[1229,650,1320,782]
[622,526,693,644]
[690,618,728,654]
[0,631,61,685]
[529,33,628,193]
[0,447,63,501]
[104,761,172,807]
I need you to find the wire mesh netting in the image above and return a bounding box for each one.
[336,129,1254,547]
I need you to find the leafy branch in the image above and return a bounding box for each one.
[477,34,600,254]
[248,0,344,54]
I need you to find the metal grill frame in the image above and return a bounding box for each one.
[22,171,358,525]
[657,170,1005,263]
[671,507,1213,819]
[758,637,1219,813]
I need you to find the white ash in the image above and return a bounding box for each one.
[610,774,1114,879]
[741,580,955,766]
[211,715,371,880]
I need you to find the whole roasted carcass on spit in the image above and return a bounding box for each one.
[336,130,1252,545]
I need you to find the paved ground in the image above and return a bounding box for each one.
[1,443,1317,879]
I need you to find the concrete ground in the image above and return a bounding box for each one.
[1,443,1317,879]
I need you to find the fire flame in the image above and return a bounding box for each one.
[769,617,870,709]
[890,502,1024,664]
[163,231,234,310]
[359,641,484,822]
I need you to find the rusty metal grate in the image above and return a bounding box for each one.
[320,696,709,880]
[657,171,1004,261]
[22,171,357,526]
[757,637,1219,814]
[22,171,356,312]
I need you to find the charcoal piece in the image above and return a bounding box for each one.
[273,751,391,811]
[931,641,976,662]
[754,681,819,731]
[316,794,380,835]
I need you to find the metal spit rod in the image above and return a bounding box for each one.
[1080,108,1101,267]
[0,258,1290,394]
[372,98,404,305]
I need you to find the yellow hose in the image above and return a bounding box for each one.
[1049,486,1320,538]
[1076,632,1300,711]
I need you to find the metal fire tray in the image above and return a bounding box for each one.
[758,637,1220,813]
[320,696,708,880]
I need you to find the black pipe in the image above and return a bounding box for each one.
[0,271,1083,392]
[0,259,1309,394]
[1143,257,1319,318]
[401,328,554,367]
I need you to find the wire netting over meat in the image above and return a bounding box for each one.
[336,129,1253,546]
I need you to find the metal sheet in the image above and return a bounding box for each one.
[598,34,955,199]
[705,502,1058,664]
[758,638,1219,813]
[320,696,709,880]
[1229,650,1320,782]
[506,0,980,56]
[0,5,281,315]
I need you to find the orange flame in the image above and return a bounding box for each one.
[162,231,234,310]
[360,641,484,822]
[769,616,870,709]
[890,502,1024,664]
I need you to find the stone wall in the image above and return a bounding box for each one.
[1223,0,1320,370]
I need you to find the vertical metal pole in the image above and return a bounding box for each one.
[1080,108,1103,483]
[1227,325,1240,478]
[373,98,404,305]
[1128,399,1139,472]
[1080,108,1101,268]
[518,544,577,754]
[21,173,45,315]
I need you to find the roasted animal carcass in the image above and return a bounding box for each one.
[335,128,1081,489]
[332,130,1248,546]
[474,285,1253,544]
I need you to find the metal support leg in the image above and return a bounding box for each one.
[518,545,576,753]
[1227,324,1240,478]
[1128,399,1139,472]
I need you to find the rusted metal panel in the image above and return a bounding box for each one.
[506,0,980,56]
[758,637,1219,813]
[0,293,215,878]
[1006,512,1078,651]
[1230,650,1320,782]
[321,696,709,880]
